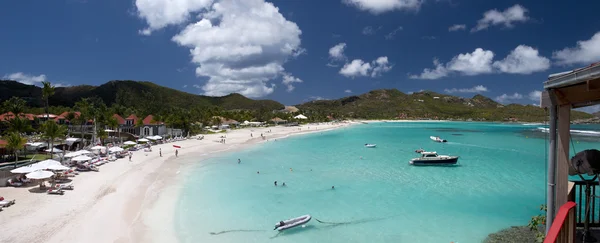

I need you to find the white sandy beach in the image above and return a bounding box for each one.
[0,122,354,243]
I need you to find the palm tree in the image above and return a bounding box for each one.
[135,119,144,137]
[41,81,55,121]
[96,127,108,145]
[41,120,67,159]
[7,117,33,134]
[2,97,27,118]
[106,116,119,144]
[75,98,90,146]
[3,132,27,168]
[65,112,77,137]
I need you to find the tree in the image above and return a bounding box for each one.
[106,116,119,144]
[64,112,77,137]
[135,119,144,136]
[96,127,108,145]
[2,97,27,118]
[3,132,27,168]
[41,81,55,120]
[41,120,67,159]
[75,98,91,146]
[6,117,33,134]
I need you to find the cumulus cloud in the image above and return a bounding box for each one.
[148,0,304,98]
[553,32,600,65]
[385,26,403,40]
[411,48,495,79]
[343,0,423,14]
[444,85,488,93]
[493,45,550,74]
[344,89,352,93]
[282,73,302,92]
[135,0,213,35]
[448,24,466,32]
[446,48,495,75]
[3,72,70,87]
[472,4,529,32]
[340,59,372,77]
[183,85,188,88]
[339,56,393,78]
[3,72,47,85]
[329,43,347,60]
[528,90,542,102]
[495,93,523,103]
[409,58,449,80]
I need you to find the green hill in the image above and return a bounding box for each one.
[0,80,284,112]
[295,89,593,122]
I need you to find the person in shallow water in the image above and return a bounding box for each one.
[282,182,286,186]
[332,186,335,189]
[274,181,277,186]
[238,159,241,164]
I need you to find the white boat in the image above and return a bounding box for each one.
[430,136,447,143]
[274,215,312,231]
[410,151,458,166]
[365,144,377,148]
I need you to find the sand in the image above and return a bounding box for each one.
[0,122,354,243]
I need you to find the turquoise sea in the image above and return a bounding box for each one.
[175,122,600,243]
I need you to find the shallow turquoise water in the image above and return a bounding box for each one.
[175,122,600,243]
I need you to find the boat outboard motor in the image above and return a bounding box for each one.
[569,149,600,243]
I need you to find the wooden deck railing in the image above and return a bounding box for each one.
[544,201,577,243]
[570,180,600,227]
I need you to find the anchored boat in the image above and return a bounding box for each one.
[410,151,458,166]
[274,215,312,231]
[365,144,377,148]
[430,136,447,143]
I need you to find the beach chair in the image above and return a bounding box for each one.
[6,179,23,187]
[0,197,15,207]
[55,183,74,190]
[47,188,64,195]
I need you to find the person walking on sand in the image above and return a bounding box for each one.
[175,149,178,157]
[159,148,162,157]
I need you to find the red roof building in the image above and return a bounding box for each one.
[112,114,126,125]
[0,112,35,121]
[142,115,162,125]
[125,114,139,125]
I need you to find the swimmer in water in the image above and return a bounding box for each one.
[360,156,363,159]
[290,168,293,172]
[274,181,277,186]
[238,159,241,164]
[257,171,260,174]
[282,182,286,186]
[332,186,335,189]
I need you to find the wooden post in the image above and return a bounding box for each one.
[556,104,572,242]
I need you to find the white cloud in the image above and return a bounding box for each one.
[409,58,449,80]
[282,73,302,92]
[193,84,202,89]
[444,85,488,93]
[164,0,303,98]
[339,56,393,78]
[344,89,352,93]
[340,59,371,77]
[183,85,188,88]
[448,24,466,32]
[421,36,436,40]
[308,96,328,101]
[472,4,529,32]
[3,72,47,85]
[495,92,523,103]
[446,48,495,75]
[135,0,213,35]
[329,43,347,60]
[493,45,550,74]
[371,56,393,77]
[528,90,542,102]
[385,26,403,40]
[362,26,381,35]
[343,0,423,14]
[553,32,600,65]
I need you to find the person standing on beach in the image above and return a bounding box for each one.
[175,149,178,157]
[129,152,132,162]
[159,148,162,157]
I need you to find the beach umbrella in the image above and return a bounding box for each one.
[108,147,124,153]
[35,159,62,169]
[138,138,149,142]
[47,164,70,171]
[90,145,105,150]
[124,141,137,145]
[11,165,37,174]
[104,129,115,132]
[72,155,93,162]
[153,136,162,140]
[25,170,54,180]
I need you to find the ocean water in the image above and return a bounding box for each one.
[175,122,600,243]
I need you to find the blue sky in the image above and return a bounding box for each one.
[1,0,600,109]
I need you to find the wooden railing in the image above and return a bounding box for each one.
[570,180,600,227]
[544,201,577,243]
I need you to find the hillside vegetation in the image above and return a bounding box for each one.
[295,89,593,122]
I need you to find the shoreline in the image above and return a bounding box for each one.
[0,122,355,243]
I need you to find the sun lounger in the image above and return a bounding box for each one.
[55,183,74,190]
[7,179,23,187]
[0,197,15,207]
[47,188,64,195]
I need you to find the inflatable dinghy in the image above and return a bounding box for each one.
[274,215,311,231]
[365,144,377,148]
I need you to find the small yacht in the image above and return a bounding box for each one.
[410,151,458,166]
[430,136,447,143]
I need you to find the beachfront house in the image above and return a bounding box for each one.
[540,62,600,243]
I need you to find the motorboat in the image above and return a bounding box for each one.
[410,151,458,166]
[365,144,377,148]
[274,215,312,231]
[430,136,447,143]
